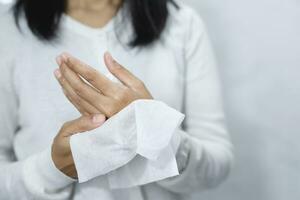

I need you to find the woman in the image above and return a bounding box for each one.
[0,0,233,199]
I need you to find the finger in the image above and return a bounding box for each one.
[61,114,106,137]
[59,62,111,116]
[104,52,144,90]
[55,58,87,115]
[63,88,89,116]
[59,53,116,96]
[55,59,89,115]
[54,69,100,115]
[55,69,90,115]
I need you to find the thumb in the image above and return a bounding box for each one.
[61,114,106,137]
[104,52,141,89]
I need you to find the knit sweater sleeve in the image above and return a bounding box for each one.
[156,4,234,193]
[0,5,75,199]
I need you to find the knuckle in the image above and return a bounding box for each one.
[72,95,82,105]
[102,82,111,90]
[62,88,68,95]
[134,80,145,89]
[65,92,72,101]
[85,69,97,82]
[59,77,65,85]
[61,64,68,74]
[124,88,132,98]
[115,92,124,101]
[73,84,84,95]
[102,103,115,117]
[117,89,130,100]
[60,80,68,90]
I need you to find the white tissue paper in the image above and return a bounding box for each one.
[70,99,185,188]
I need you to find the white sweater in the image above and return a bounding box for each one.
[0,1,233,200]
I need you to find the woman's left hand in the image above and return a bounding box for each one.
[54,52,153,118]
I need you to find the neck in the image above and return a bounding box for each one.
[66,0,123,28]
[67,0,122,13]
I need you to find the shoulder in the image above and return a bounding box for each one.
[0,3,22,42]
[0,3,25,65]
[169,0,205,26]
[0,3,25,77]
[162,0,207,47]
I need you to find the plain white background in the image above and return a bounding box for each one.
[1,0,300,199]
[185,0,300,200]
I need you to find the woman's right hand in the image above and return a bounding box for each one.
[51,114,106,178]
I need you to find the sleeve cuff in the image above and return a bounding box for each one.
[175,130,191,173]
[23,147,76,192]
[157,136,201,193]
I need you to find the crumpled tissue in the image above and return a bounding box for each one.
[70,98,185,188]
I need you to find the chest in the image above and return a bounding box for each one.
[14,37,186,132]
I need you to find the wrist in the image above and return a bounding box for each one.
[51,145,77,179]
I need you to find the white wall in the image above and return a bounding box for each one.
[185,0,300,200]
[0,0,12,4]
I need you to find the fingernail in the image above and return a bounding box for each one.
[61,52,71,60]
[58,53,68,64]
[92,114,105,124]
[56,56,63,66]
[61,52,68,58]
[54,69,61,78]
